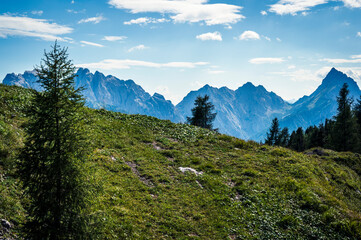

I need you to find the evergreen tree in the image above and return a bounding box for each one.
[18,42,91,239]
[316,123,326,148]
[278,127,290,147]
[289,127,305,152]
[354,96,361,138]
[265,118,280,146]
[324,119,335,149]
[330,83,360,152]
[288,131,296,149]
[187,95,217,130]
[305,126,319,149]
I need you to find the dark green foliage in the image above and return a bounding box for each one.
[274,84,361,154]
[187,95,217,130]
[354,95,361,139]
[265,118,280,146]
[289,127,305,152]
[330,83,360,152]
[305,125,322,149]
[18,42,91,239]
[279,127,290,147]
[265,118,289,147]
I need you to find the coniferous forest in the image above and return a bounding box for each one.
[265,83,361,153]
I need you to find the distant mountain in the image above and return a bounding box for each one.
[3,68,183,122]
[176,83,290,139]
[3,70,41,91]
[3,67,361,141]
[280,68,361,131]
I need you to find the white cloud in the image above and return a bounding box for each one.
[271,67,331,82]
[261,10,268,15]
[196,31,222,41]
[31,10,43,16]
[239,30,260,40]
[80,40,104,47]
[263,36,271,41]
[318,66,361,82]
[321,58,361,63]
[269,0,328,15]
[351,54,361,59]
[71,0,75,3]
[124,17,168,25]
[0,14,73,41]
[357,32,361,37]
[271,66,361,84]
[288,65,296,69]
[108,0,245,25]
[269,0,361,15]
[77,59,209,70]
[342,68,361,82]
[343,0,361,8]
[128,44,147,52]
[249,58,285,64]
[103,35,127,41]
[78,15,105,24]
[276,37,282,42]
[67,9,86,14]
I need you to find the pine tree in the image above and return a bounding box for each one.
[330,83,360,152]
[187,95,217,130]
[265,118,280,146]
[18,42,91,239]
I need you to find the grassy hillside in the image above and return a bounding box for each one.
[1,83,361,239]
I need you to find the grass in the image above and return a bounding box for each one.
[1,83,361,239]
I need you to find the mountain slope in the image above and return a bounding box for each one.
[3,67,361,141]
[3,68,183,123]
[3,70,41,92]
[176,83,290,140]
[1,84,360,239]
[280,68,361,130]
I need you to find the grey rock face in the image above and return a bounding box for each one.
[3,68,183,123]
[3,67,360,141]
[176,83,290,140]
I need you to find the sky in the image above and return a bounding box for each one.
[1,0,361,104]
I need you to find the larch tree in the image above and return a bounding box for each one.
[18,42,92,239]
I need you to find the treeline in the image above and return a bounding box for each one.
[265,83,361,153]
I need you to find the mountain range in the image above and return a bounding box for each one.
[3,67,361,141]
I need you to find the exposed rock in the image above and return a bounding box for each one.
[125,162,154,187]
[179,167,203,176]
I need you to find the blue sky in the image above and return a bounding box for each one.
[1,0,361,103]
